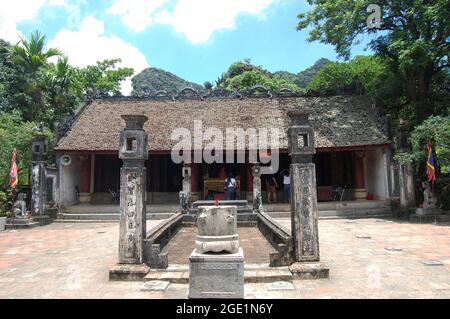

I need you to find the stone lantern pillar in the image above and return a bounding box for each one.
[31,134,48,218]
[397,120,416,208]
[118,115,148,265]
[288,111,319,262]
[287,111,329,279]
[252,163,263,212]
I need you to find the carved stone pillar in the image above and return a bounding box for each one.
[288,112,319,262]
[287,111,329,279]
[118,115,148,265]
[31,134,47,217]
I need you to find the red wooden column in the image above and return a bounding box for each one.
[79,154,92,203]
[353,151,367,199]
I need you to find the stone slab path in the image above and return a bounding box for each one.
[0,218,449,298]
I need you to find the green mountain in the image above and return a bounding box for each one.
[295,58,332,88]
[130,58,331,96]
[131,67,203,96]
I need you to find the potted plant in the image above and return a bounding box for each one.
[0,191,7,231]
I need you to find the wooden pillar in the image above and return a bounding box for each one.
[191,163,199,201]
[246,162,253,202]
[78,154,92,203]
[353,151,366,199]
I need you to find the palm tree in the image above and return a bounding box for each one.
[10,31,62,122]
[11,31,61,74]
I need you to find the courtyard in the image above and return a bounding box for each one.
[0,218,449,299]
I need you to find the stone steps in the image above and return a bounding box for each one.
[144,264,292,284]
[56,212,174,222]
[268,207,392,219]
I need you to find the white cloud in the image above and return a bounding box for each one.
[108,0,274,43]
[48,16,149,95]
[108,0,168,32]
[0,0,66,43]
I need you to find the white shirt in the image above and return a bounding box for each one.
[283,175,290,185]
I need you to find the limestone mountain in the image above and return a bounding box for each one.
[131,67,203,96]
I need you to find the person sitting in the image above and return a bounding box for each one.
[224,173,237,200]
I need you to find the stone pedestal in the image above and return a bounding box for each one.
[188,248,244,299]
[189,205,244,298]
[78,193,91,203]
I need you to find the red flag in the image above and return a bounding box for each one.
[426,142,436,185]
[9,148,18,189]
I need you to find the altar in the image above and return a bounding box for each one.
[203,177,241,200]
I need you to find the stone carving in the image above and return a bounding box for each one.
[118,115,148,264]
[189,205,244,299]
[422,181,437,209]
[13,193,28,219]
[288,111,320,262]
[195,206,239,254]
[179,191,190,213]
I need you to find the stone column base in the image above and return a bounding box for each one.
[353,188,367,200]
[289,262,330,279]
[189,248,244,299]
[191,192,200,202]
[109,264,150,281]
[79,192,92,203]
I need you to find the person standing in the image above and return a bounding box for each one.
[281,169,291,203]
[224,173,237,200]
[265,175,278,203]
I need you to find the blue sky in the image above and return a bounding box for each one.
[0,0,372,94]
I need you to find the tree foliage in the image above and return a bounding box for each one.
[0,111,53,186]
[79,58,134,96]
[297,0,450,123]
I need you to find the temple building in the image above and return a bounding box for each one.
[53,91,396,207]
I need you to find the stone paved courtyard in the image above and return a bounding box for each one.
[0,218,449,299]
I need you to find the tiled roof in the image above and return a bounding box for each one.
[55,95,390,151]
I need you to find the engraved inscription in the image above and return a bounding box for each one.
[200,264,236,270]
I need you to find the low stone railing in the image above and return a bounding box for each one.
[143,213,183,268]
[257,211,293,267]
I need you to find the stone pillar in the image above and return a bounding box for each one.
[397,120,416,208]
[118,115,148,265]
[353,151,367,199]
[288,112,319,262]
[79,154,92,203]
[252,163,262,211]
[179,164,191,213]
[287,111,329,279]
[31,134,48,217]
